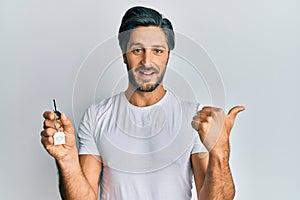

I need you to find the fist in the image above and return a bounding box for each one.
[191,106,245,154]
[40,111,77,161]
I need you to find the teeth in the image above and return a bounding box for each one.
[141,71,153,75]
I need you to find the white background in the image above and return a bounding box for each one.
[0,0,299,199]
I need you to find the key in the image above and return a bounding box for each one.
[53,99,61,120]
[52,99,65,145]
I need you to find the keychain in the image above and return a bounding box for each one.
[53,99,65,145]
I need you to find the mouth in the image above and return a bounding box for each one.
[139,70,156,76]
[133,65,159,80]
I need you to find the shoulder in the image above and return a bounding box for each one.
[87,92,124,119]
[167,90,199,114]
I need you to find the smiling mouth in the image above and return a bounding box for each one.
[139,70,156,76]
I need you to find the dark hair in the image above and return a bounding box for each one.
[118,6,175,52]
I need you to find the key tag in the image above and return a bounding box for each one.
[53,99,65,145]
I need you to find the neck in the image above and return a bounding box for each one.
[125,84,166,107]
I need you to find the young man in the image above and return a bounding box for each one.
[41,6,245,200]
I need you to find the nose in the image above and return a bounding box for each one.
[141,49,152,66]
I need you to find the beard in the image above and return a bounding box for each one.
[126,63,166,92]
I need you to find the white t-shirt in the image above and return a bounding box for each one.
[78,90,206,200]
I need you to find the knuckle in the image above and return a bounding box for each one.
[42,111,47,118]
[47,136,54,144]
[45,128,55,136]
[45,138,54,146]
[41,137,49,146]
[40,130,45,136]
[44,120,51,128]
[202,106,212,111]
[191,120,198,125]
[43,111,50,118]
[45,119,51,125]
[192,121,199,127]
[199,113,205,118]
[44,111,54,120]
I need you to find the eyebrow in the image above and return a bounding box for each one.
[128,42,167,50]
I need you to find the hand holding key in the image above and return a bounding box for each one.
[52,99,65,145]
[41,100,77,161]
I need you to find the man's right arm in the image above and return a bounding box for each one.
[57,155,102,200]
[41,111,102,200]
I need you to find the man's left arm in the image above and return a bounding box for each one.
[191,106,245,200]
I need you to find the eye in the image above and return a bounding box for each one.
[153,49,164,54]
[132,48,143,54]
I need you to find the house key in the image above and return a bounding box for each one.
[53,99,65,145]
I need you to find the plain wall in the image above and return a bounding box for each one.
[1,0,299,199]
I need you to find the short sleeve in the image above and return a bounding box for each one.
[191,103,207,154]
[191,133,207,154]
[77,105,100,156]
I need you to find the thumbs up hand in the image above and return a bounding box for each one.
[191,106,245,156]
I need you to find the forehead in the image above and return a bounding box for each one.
[127,26,168,48]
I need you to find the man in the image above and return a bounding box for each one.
[41,6,245,200]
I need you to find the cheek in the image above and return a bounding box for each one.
[156,55,169,67]
[127,55,142,66]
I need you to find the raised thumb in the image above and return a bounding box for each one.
[227,106,245,121]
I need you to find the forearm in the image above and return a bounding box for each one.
[193,105,244,199]
[56,153,97,200]
[199,151,235,200]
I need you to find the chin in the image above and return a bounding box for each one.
[135,83,160,92]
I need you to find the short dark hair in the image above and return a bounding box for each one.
[118,6,175,52]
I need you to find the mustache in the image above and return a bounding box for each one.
[134,65,159,73]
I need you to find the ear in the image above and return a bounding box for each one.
[122,53,127,64]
